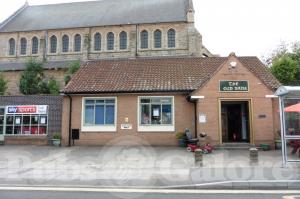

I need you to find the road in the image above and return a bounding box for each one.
[0,188,300,199]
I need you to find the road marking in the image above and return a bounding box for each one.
[283,196,300,199]
[0,187,300,194]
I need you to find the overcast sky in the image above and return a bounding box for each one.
[0,0,299,58]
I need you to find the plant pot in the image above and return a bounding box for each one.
[260,144,270,151]
[178,139,186,147]
[52,139,61,146]
[275,140,282,150]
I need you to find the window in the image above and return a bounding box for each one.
[4,105,48,135]
[167,29,176,48]
[20,38,27,55]
[139,97,173,126]
[8,38,15,55]
[31,37,39,54]
[140,30,148,49]
[119,31,127,50]
[154,30,162,48]
[62,35,69,52]
[83,98,116,126]
[107,32,114,50]
[74,34,81,52]
[94,33,101,51]
[50,35,57,53]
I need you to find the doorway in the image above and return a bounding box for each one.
[0,107,4,135]
[221,101,250,143]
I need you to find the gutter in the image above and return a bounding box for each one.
[66,94,73,147]
[63,89,194,95]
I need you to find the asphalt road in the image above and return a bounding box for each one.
[0,189,300,199]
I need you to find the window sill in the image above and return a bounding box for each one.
[82,125,116,132]
[138,125,175,132]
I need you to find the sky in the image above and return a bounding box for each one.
[0,0,299,58]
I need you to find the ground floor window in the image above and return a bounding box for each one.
[4,105,48,135]
[139,97,173,126]
[0,108,4,135]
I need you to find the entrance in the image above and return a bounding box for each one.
[0,107,4,135]
[221,101,250,143]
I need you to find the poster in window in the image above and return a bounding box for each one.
[15,117,21,125]
[40,117,46,124]
[153,108,160,117]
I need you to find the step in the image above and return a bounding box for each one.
[215,143,255,150]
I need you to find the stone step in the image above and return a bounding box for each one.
[215,143,255,150]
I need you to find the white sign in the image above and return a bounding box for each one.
[6,105,48,115]
[153,108,160,117]
[199,114,206,123]
[121,124,132,130]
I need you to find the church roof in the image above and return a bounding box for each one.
[0,0,191,33]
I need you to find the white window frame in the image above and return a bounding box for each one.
[81,97,117,132]
[137,96,175,132]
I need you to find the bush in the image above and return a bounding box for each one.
[64,60,81,85]
[0,73,7,95]
[19,59,44,95]
[53,133,61,140]
[48,77,60,95]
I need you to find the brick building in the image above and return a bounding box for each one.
[0,0,211,95]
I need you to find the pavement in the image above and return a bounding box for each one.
[0,144,299,189]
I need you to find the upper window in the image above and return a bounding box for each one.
[94,33,101,51]
[167,29,176,48]
[50,35,57,53]
[20,38,27,55]
[119,31,127,50]
[8,38,16,56]
[84,99,116,126]
[154,29,162,48]
[140,30,148,49]
[139,97,173,126]
[107,32,114,50]
[62,35,69,53]
[31,37,39,54]
[74,34,81,52]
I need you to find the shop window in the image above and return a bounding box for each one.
[4,105,48,135]
[83,98,116,126]
[139,97,173,126]
[0,108,4,135]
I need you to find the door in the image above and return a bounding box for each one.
[0,107,5,138]
[221,101,250,143]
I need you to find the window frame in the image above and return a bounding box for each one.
[8,38,16,56]
[20,38,27,55]
[138,96,175,132]
[50,35,58,54]
[94,32,102,51]
[167,29,176,48]
[140,30,149,49]
[154,29,162,49]
[81,97,117,132]
[62,34,70,53]
[106,32,115,51]
[119,31,127,50]
[74,34,82,52]
[31,36,39,55]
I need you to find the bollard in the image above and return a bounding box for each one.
[195,149,203,167]
[249,147,258,163]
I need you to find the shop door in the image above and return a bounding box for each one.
[221,101,250,143]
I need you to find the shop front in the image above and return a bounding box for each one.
[61,54,281,147]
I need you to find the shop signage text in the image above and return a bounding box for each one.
[220,81,249,92]
[6,105,48,114]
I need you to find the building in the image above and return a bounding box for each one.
[0,0,211,95]
[61,54,281,147]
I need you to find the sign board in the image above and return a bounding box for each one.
[6,105,48,115]
[199,114,206,123]
[121,124,132,130]
[220,81,249,92]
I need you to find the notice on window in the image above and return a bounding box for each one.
[40,117,46,124]
[15,117,21,125]
[153,109,160,117]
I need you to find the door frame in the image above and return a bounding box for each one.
[218,98,254,144]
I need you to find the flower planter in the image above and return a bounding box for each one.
[275,140,282,150]
[52,139,61,146]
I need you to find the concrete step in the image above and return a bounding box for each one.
[215,143,255,150]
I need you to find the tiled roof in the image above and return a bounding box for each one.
[0,0,191,32]
[62,56,281,94]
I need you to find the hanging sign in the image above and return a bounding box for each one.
[220,80,249,92]
[6,105,48,114]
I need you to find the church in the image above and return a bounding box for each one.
[0,0,281,148]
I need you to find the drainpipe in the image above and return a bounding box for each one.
[194,100,198,138]
[66,94,72,147]
[135,24,138,57]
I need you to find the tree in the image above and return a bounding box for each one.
[64,60,81,85]
[0,73,8,95]
[19,59,44,95]
[267,42,300,85]
[48,77,60,95]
